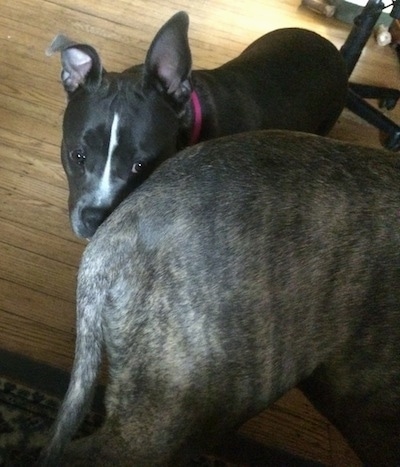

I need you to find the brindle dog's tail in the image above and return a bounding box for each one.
[38,257,105,466]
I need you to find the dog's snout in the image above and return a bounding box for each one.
[80,206,108,238]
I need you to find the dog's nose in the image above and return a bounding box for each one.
[81,207,108,238]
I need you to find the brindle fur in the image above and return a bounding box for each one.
[40,131,400,466]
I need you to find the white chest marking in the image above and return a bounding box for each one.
[98,113,120,201]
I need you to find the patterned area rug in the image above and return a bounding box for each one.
[0,376,102,467]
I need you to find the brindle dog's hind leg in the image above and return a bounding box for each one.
[300,368,400,466]
[59,426,134,467]
[62,427,325,466]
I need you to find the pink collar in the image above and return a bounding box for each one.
[188,90,202,145]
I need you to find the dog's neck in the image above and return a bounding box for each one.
[188,90,203,145]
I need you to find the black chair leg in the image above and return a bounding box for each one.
[340,0,385,75]
[339,0,400,151]
[349,84,400,110]
[347,88,400,150]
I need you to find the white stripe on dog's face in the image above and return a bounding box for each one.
[98,113,120,202]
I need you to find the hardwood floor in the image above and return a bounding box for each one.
[0,0,398,464]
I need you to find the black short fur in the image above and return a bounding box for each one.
[50,12,348,238]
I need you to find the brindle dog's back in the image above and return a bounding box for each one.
[40,131,400,466]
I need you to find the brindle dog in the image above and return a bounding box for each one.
[40,131,400,466]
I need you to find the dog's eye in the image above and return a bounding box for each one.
[70,149,86,166]
[132,162,145,174]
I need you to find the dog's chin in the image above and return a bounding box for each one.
[70,222,95,242]
[70,211,101,240]
[79,231,93,243]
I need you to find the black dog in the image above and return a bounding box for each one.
[48,12,348,238]
[40,130,399,466]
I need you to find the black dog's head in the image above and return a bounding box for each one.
[49,12,193,238]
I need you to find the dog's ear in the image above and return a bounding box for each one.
[47,35,103,95]
[143,12,192,104]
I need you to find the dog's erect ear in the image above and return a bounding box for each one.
[144,12,192,104]
[47,34,103,95]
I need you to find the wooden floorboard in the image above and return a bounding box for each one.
[0,0,398,464]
